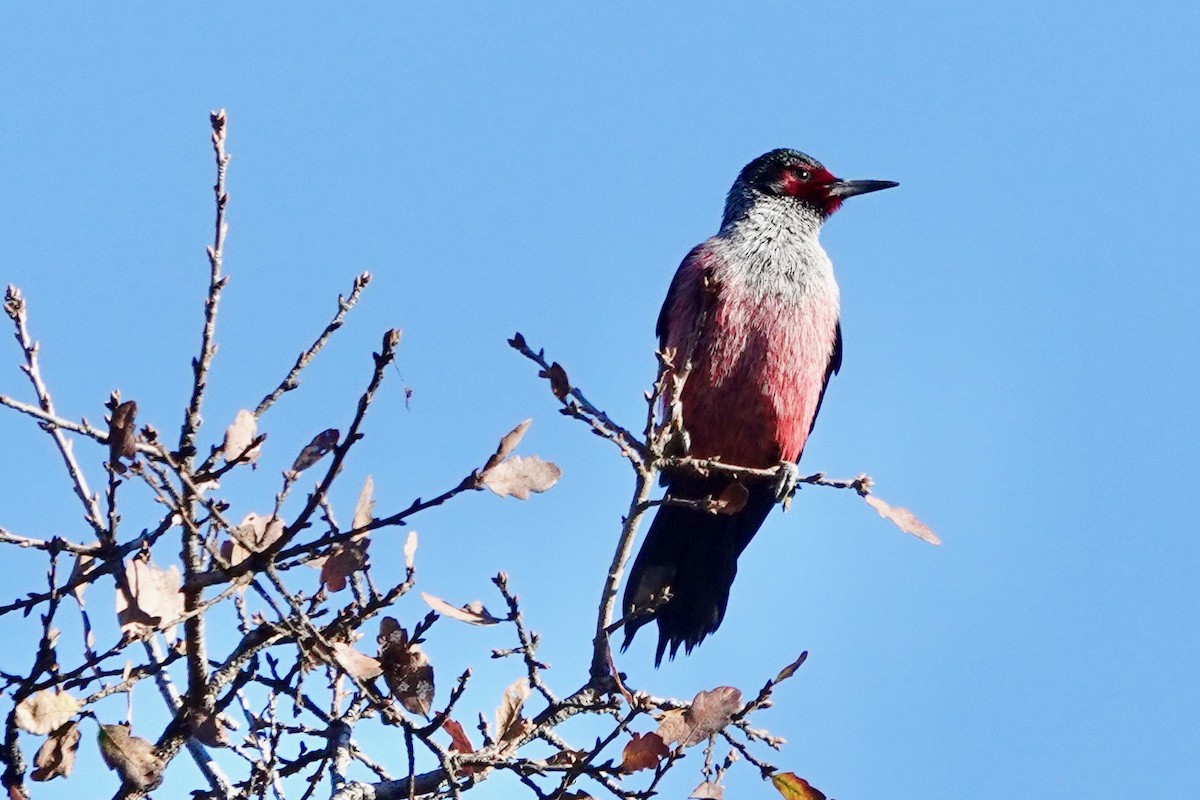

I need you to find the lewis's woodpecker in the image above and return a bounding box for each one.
[622,149,897,664]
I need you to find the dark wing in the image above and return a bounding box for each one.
[656,244,710,349]
[808,320,842,435]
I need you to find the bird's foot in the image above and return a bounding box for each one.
[773,461,799,509]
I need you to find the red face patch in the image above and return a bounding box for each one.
[776,165,842,215]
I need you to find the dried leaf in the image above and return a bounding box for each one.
[14,690,80,735]
[690,780,724,799]
[31,720,80,781]
[352,475,375,533]
[685,686,741,744]
[403,530,418,571]
[115,558,184,640]
[482,419,532,473]
[618,732,668,773]
[541,361,570,400]
[185,709,234,748]
[107,400,138,471]
[222,409,261,464]
[331,641,383,681]
[481,455,562,499]
[771,772,827,800]
[774,651,809,683]
[68,552,95,607]
[96,723,163,791]
[421,592,501,625]
[291,428,339,473]
[317,540,369,592]
[495,677,531,746]
[711,482,749,515]
[443,718,474,755]
[656,686,742,747]
[378,618,435,715]
[222,512,285,569]
[546,748,587,767]
[863,494,941,545]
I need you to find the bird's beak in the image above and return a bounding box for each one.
[827,179,899,199]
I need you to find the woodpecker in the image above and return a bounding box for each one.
[622,149,897,664]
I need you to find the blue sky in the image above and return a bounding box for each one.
[1,4,1197,799]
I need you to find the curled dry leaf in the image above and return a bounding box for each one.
[482,419,532,473]
[107,400,138,472]
[221,512,285,570]
[690,780,725,800]
[96,723,163,791]
[481,455,562,500]
[316,540,369,592]
[352,474,375,533]
[14,690,81,735]
[774,651,809,683]
[403,530,418,571]
[31,720,81,781]
[222,409,261,464]
[115,558,184,640]
[421,592,501,625]
[495,677,532,748]
[331,641,383,681]
[541,361,570,400]
[771,772,827,800]
[656,686,742,747]
[711,482,749,515]
[863,494,941,545]
[378,618,435,715]
[290,428,339,473]
[185,709,235,748]
[618,732,669,774]
[443,718,474,755]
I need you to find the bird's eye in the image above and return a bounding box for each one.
[794,168,811,181]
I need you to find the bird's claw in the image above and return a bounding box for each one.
[773,461,799,508]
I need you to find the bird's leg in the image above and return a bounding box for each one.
[773,461,799,509]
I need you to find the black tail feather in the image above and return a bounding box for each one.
[621,475,776,665]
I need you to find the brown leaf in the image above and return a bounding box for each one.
[480,455,562,499]
[442,718,474,755]
[352,475,375,533]
[317,540,369,592]
[96,723,163,791]
[185,709,234,748]
[421,592,501,625]
[442,718,479,775]
[14,691,80,736]
[331,642,383,681]
[863,494,942,545]
[690,780,724,799]
[107,400,138,471]
[482,419,532,473]
[222,409,261,464]
[115,558,184,640]
[771,772,827,800]
[290,428,339,473]
[222,512,285,569]
[494,677,532,747]
[546,748,587,767]
[656,686,742,747]
[378,618,435,715]
[711,482,749,515]
[31,720,80,781]
[403,530,418,571]
[68,552,94,607]
[774,651,809,683]
[618,732,669,773]
[541,361,570,400]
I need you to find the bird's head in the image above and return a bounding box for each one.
[726,149,898,223]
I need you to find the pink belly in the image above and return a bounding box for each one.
[675,293,836,468]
